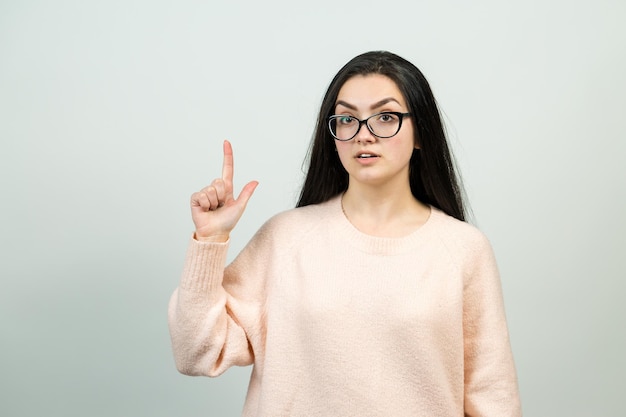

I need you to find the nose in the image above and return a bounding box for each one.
[355,121,376,143]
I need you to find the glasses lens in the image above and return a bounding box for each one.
[329,113,403,140]
[368,113,400,138]
[329,115,358,140]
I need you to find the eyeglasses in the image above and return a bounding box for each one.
[328,111,411,141]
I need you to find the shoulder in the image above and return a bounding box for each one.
[427,207,495,262]
[253,197,340,245]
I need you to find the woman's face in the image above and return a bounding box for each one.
[333,74,416,189]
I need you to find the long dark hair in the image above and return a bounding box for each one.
[297,51,467,222]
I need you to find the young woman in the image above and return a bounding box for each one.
[168,51,522,416]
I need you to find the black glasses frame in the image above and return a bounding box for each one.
[328,111,411,141]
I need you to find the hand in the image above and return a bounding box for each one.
[190,140,258,242]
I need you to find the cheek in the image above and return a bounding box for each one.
[335,142,352,165]
[390,135,416,162]
[404,123,418,149]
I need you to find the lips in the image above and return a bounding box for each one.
[355,151,380,159]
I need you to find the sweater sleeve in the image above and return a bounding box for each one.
[168,229,270,377]
[463,234,522,416]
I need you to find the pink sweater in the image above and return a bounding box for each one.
[168,196,522,416]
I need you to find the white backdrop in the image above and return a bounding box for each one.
[1,1,624,416]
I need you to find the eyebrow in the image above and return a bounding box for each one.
[335,97,401,111]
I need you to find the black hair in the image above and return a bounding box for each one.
[297,50,467,222]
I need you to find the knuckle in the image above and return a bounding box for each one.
[191,192,203,203]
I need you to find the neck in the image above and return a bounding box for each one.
[341,184,430,237]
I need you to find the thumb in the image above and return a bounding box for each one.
[235,180,259,209]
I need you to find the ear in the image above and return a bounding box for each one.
[414,137,421,150]
[413,120,422,150]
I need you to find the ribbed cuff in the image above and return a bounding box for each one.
[179,236,230,294]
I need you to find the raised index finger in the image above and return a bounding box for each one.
[221,139,234,186]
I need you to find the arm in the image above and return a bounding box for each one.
[168,140,259,376]
[463,234,522,416]
[168,239,254,376]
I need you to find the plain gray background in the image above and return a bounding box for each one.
[1,0,624,416]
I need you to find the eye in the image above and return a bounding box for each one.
[337,115,356,125]
[377,113,398,123]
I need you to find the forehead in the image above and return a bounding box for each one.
[336,74,406,108]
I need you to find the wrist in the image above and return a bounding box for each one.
[193,232,229,243]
